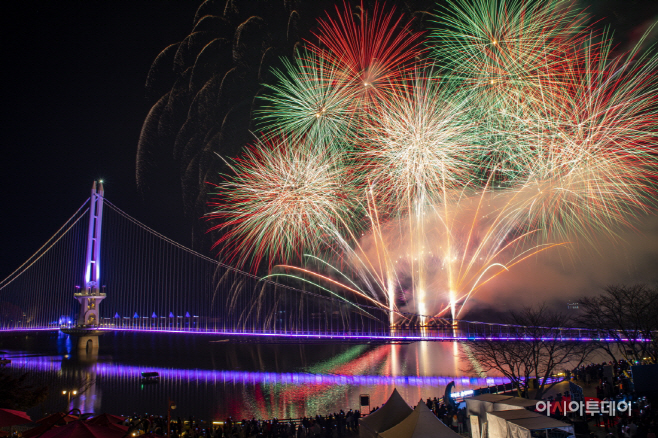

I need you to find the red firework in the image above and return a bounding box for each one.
[307,1,425,103]
[206,134,356,271]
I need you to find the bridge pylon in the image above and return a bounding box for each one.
[63,181,108,339]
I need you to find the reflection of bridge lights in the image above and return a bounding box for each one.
[10,355,511,388]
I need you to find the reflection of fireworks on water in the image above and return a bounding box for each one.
[208,1,658,322]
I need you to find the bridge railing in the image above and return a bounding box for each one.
[34,317,645,342]
[4,316,652,342]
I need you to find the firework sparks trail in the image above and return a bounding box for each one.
[352,67,483,322]
[316,182,572,323]
[207,0,658,324]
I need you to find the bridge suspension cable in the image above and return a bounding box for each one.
[0,198,90,292]
[1,192,641,341]
[0,190,391,333]
[0,199,90,328]
[98,198,388,334]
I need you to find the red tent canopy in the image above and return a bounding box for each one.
[37,413,80,426]
[86,414,125,427]
[86,413,127,433]
[23,412,81,437]
[39,421,126,438]
[23,423,59,438]
[0,408,32,427]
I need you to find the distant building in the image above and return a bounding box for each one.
[567,302,579,310]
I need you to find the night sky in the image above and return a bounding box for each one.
[1,0,657,293]
[1,1,199,279]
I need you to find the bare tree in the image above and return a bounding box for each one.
[0,369,48,410]
[577,284,658,363]
[463,305,595,399]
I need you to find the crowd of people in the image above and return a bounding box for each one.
[571,360,657,438]
[125,409,363,438]
[124,397,471,438]
[572,360,636,399]
[117,363,658,438]
[425,398,467,434]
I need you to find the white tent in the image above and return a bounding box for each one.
[378,402,462,438]
[487,409,538,438]
[359,389,413,438]
[465,395,537,425]
[494,399,538,411]
[487,410,574,438]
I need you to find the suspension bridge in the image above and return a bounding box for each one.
[0,181,639,342]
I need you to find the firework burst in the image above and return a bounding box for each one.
[356,66,480,213]
[430,0,587,91]
[307,0,424,106]
[430,0,590,183]
[508,31,658,243]
[207,135,358,271]
[256,49,357,148]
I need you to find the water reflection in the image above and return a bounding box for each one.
[1,332,509,421]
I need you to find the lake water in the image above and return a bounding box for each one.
[1,331,512,421]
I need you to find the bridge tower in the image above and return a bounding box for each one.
[74,180,106,327]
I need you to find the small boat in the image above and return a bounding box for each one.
[140,371,160,383]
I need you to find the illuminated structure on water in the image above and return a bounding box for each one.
[74,180,106,327]
[61,181,108,351]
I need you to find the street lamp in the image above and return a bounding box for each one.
[167,398,177,437]
[62,389,78,408]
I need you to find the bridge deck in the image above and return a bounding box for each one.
[0,325,647,342]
